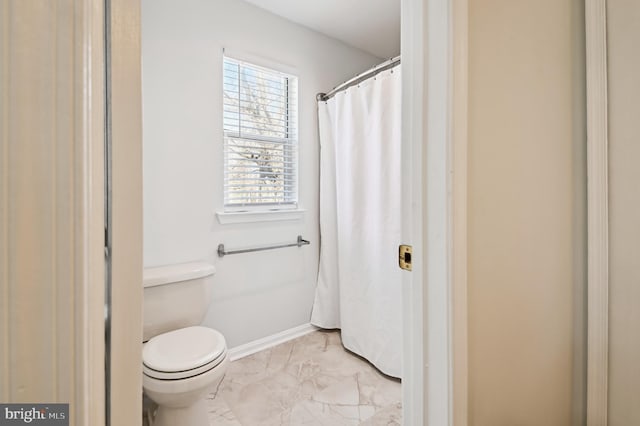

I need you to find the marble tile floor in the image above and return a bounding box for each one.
[206,329,402,426]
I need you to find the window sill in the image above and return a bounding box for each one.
[216,209,306,225]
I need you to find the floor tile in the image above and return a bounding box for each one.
[208,329,402,426]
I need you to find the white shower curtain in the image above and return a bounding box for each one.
[311,65,402,378]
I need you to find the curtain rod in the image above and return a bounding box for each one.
[317,55,401,102]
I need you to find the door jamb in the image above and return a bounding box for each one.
[401,0,468,424]
[585,0,609,424]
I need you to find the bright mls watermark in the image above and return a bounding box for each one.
[0,404,68,425]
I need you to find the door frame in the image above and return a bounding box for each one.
[99,0,469,424]
[585,0,609,424]
[1,1,106,422]
[105,0,144,424]
[401,0,468,424]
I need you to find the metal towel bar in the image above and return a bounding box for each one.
[217,235,310,257]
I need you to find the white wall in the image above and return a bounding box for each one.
[142,0,381,348]
[607,1,640,424]
[467,0,586,424]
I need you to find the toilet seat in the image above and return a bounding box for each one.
[143,326,227,380]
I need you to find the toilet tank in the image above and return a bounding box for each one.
[143,262,216,342]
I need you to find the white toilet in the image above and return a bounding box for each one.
[142,262,228,426]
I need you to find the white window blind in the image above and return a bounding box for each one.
[223,56,298,210]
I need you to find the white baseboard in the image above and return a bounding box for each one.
[228,323,319,361]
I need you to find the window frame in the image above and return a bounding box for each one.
[221,54,299,213]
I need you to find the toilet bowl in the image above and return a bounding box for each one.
[143,326,228,426]
[142,262,228,426]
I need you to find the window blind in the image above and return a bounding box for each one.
[223,56,298,209]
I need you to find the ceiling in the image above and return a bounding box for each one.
[241,0,401,59]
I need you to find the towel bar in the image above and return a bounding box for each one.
[217,235,310,257]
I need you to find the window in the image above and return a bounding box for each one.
[222,56,298,211]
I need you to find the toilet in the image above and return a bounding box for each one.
[142,262,228,426]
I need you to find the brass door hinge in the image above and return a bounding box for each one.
[399,244,412,271]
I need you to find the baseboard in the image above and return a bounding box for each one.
[228,323,319,361]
